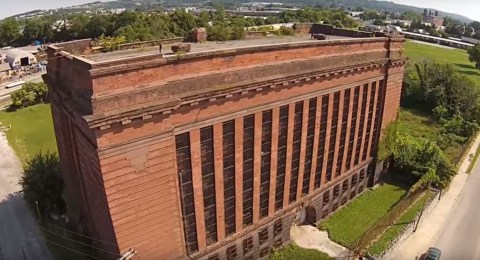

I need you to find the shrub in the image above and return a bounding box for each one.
[11,82,48,109]
[279,26,295,36]
[19,151,64,217]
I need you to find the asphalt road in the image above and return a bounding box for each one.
[434,160,480,259]
[0,133,52,260]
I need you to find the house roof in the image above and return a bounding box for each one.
[0,63,11,72]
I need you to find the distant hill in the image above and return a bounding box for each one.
[10,0,474,23]
[205,0,474,23]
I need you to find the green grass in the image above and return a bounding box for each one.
[367,192,434,256]
[405,41,480,82]
[270,244,331,260]
[0,104,57,162]
[319,177,408,246]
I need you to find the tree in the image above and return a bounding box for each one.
[0,18,20,46]
[19,151,64,216]
[468,44,480,69]
[207,24,232,41]
[85,15,112,39]
[10,82,48,109]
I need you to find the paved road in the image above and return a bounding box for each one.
[434,160,480,259]
[0,73,45,98]
[0,133,52,260]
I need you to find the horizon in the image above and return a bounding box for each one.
[0,0,478,22]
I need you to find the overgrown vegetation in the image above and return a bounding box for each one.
[366,192,433,256]
[19,151,65,217]
[10,82,48,109]
[376,59,480,189]
[269,244,331,260]
[319,177,409,246]
[98,34,126,52]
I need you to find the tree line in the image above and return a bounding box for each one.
[0,7,358,47]
[379,61,480,189]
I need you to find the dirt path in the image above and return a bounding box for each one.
[0,132,52,260]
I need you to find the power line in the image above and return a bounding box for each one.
[44,223,117,246]
[44,239,103,260]
[39,226,121,257]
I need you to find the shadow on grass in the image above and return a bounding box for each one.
[454,63,477,70]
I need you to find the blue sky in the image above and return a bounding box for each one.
[0,0,479,21]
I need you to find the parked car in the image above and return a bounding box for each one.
[424,247,442,260]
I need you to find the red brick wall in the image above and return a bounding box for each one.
[98,135,185,259]
[95,67,386,149]
[381,64,404,129]
[46,37,406,259]
[91,40,387,94]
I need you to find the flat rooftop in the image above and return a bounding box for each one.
[85,35,353,63]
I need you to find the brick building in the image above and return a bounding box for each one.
[44,32,405,259]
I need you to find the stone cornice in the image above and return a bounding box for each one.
[85,58,407,130]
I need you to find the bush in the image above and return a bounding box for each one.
[19,151,64,217]
[279,26,295,36]
[11,82,48,109]
[207,23,232,41]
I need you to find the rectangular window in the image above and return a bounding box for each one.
[355,85,368,166]
[314,95,329,189]
[226,245,237,260]
[275,106,289,211]
[362,82,377,161]
[335,89,350,178]
[208,254,219,260]
[371,80,384,157]
[243,236,254,254]
[274,219,283,236]
[260,110,273,218]
[260,247,271,258]
[243,115,255,226]
[326,92,340,183]
[223,121,236,236]
[259,227,269,245]
[289,101,304,203]
[200,127,217,245]
[175,133,198,254]
[322,192,330,207]
[302,98,317,196]
[346,86,360,171]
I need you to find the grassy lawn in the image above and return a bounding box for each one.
[270,244,331,260]
[366,192,434,256]
[319,177,409,246]
[0,104,57,162]
[405,41,480,82]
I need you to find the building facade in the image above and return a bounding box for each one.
[44,34,405,259]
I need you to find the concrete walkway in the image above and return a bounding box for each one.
[0,132,52,260]
[290,225,348,258]
[384,133,480,260]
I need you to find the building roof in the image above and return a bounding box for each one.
[4,49,36,60]
[85,35,352,63]
[0,63,11,72]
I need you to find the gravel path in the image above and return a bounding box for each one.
[0,132,52,260]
